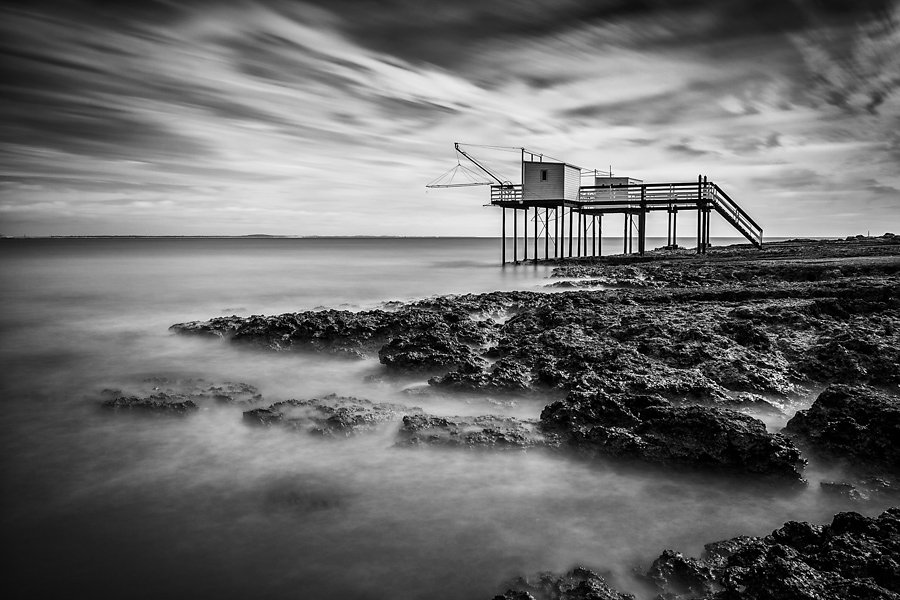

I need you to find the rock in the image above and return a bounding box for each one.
[637,508,900,600]
[646,549,717,598]
[243,394,416,436]
[820,481,866,501]
[100,378,262,413]
[173,305,500,364]
[101,393,198,414]
[378,329,482,372]
[398,414,560,450]
[541,391,805,479]
[494,567,634,600]
[784,384,900,472]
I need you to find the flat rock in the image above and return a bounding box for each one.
[243,394,416,436]
[493,567,634,600]
[101,378,262,413]
[398,414,560,450]
[541,390,805,479]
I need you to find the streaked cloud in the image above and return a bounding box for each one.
[0,0,897,237]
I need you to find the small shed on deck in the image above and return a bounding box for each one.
[522,161,581,202]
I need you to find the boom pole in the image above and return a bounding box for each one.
[454,143,509,186]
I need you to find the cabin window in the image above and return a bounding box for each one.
[540,169,548,181]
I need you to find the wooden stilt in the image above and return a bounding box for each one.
[568,207,573,257]
[558,205,563,259]
[599,215,603,257]
[501,208,506,265]
[673,209,678,247]
[553,207,558,259]
[524,207,528,262]
[577,210,582,257]
[696,175,703,254]
[513,208,518,263]
[544,207,549,260]
[534,205,538,264]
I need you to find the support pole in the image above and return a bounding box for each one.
[639,186,647,256]
[598,215,602,256]
[696,175,702,254]
[555,206,560,259]
[577,210,582,257]
[584,213,589,257]
[623,214,629,255]
[544,207,549,261]
[629,214,633,254]
[502,207,506,265]
[673,210,678,247]
[592,215,597,257]
[524,207,528,262]
[534,205,538,264]
[666,209,672,247]
[703,176,710,254]
[559,205,564,259]
[568,207,574,257]
[514,207,518,263]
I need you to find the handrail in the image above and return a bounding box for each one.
[490,184,523,203]
[711,183,762,232]
[707,184,762,247]
[490,180,763,248]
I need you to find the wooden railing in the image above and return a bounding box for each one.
[491,180,763,248]
[490,184,522,203]
[708,183,763,247]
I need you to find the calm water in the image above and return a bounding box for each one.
[0,237,884,599]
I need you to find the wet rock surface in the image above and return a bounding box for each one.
[243,394,416,436]
[398,413,560,450]
[493,508,900,600]
[785,384,900,472]
[540,391,805,479]
[100,378,262,413]
[169,237,900,478]
[172,238,900,401]
[643,507,900,600]
[494,566,635,600]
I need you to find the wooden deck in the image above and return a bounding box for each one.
[490,176,762,263]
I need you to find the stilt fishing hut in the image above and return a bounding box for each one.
[426,143,763,265]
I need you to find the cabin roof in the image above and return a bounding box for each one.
[523,160,583,170]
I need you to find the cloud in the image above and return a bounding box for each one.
[0,0,897,237]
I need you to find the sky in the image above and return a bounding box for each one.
[1,0,898,237]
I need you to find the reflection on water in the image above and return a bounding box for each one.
[0,238,889,599]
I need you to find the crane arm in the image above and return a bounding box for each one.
[454,143,508,186]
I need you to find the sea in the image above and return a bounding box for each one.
[0,236,886,599]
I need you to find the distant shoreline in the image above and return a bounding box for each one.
[0,234,836,240]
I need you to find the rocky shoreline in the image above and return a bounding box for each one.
[127,235,897,598]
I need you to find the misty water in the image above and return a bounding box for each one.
[1,237,889,599]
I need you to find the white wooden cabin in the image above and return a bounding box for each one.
[522,161,581,202]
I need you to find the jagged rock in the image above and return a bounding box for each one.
[243,394,416,436]
[428,357,535,392]
[172,305,499,363]
[398,414,559,450]
[101,393,198,413]
[493,567,634,600]
[646,550,717,598]
[541,391,805,479]
[820,481,866,501]
[597,508,900,600]
[100,378,262,413]
[377,328,482,372]
[785,384,900,472]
